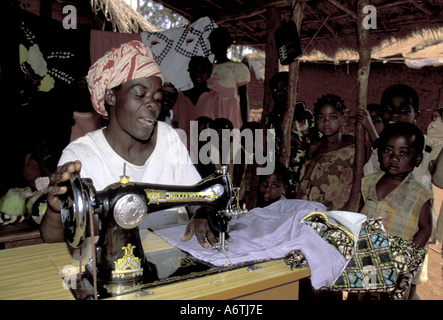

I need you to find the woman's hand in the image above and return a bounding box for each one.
[181,218,233,249]
[46,161,82,213]
[40,161,82,243]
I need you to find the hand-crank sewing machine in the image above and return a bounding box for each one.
[60,166,246,299]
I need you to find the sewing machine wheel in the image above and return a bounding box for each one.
[60,174,88,248]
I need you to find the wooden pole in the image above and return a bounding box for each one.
[261,6,281,122]
[347,0,371,212]
[246,6,281,210]
[280,0,305,168]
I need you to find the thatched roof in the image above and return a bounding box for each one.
[90,0,162,33]
[16,0,161,33]
[152,0,443,56]
[301,26,443,66]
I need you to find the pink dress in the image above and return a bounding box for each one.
[172,90,223,153]
[207,61,250,129]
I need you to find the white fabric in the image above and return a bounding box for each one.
[58,122,201,229]
[141,17,217,91]
[326,210,367,246]
[155,200,366,289]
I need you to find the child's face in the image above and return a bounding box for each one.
[161,86,177,111]
[292,119,310,136]
[381,96,418,125]
[272,80,288,105]
[259,174,286,204]
[189,65,211,85]
[378,134,422,178]
[315,104,343,137]
[369,110,384,135]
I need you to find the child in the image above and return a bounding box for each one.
[295,94,358,210]
[288,102,318,198]
[207,118,243,187]
[264,71,316,198]
[362,85,436,286]
[207,27,250,129]
[237,121,261,206]
[363,84,428,179]
[366,103,384,136]
[257,163,289,208]
[172,56,222,151]
[360,122,433,299]
[194,116,213,178]
[158,82,178,127]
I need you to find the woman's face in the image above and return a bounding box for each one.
[315,104,343,136]
[108,76,163,141]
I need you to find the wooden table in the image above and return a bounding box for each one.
[0,229,310,300]
[0,221,43,249]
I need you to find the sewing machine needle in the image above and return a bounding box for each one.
[218,232,232,264]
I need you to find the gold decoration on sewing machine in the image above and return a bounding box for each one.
[144,186,221,205]
[112,244,143,279]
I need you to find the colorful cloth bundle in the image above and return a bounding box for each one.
[331,218,426,299]
[284,213,427,300]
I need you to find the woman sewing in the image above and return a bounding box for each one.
[40,41,225,249]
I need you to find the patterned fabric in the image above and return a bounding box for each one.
[282,215,427,299]
[302,211,355,260]
[0,213,26,226]
[141,17,217,91]
[361,172,432,241]
[283,249,309,270]
[331,219,426,299]
[296,144,355,210]
[86,41,163,116]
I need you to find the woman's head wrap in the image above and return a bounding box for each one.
[86,41,163,116]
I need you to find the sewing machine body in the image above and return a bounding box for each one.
[60,167,245,298]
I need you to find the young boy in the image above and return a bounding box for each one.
[360,122,433,299]
[257,163,289,208]
[363,84,430,184]
[172,56,222,153]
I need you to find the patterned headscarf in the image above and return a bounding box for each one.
[86,41,164,116]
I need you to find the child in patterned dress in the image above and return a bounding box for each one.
[295,94,360,210]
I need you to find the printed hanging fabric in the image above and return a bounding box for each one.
[17,9,90,94]
[14,9,91,160]
[141,17,217,91]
